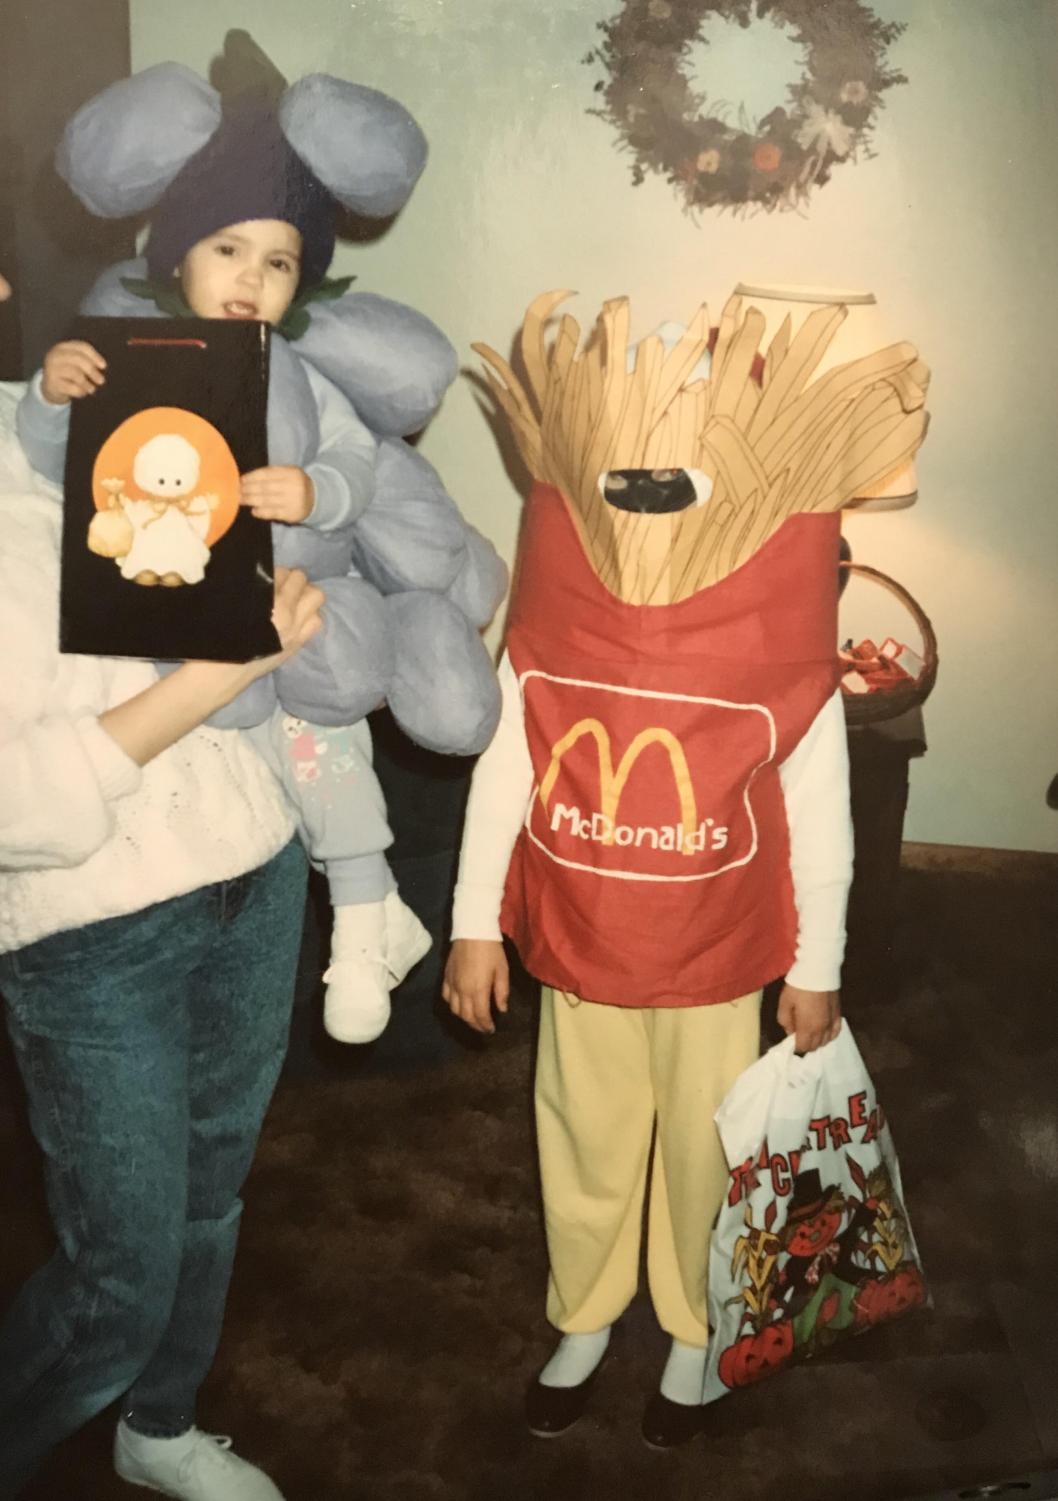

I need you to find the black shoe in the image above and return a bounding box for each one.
[525,1366,602,1438]
[641,1391,704,1449]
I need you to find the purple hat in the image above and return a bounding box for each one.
[57,36,429,292]
[145,100,335,287]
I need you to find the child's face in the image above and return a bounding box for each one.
[177,219,303,326]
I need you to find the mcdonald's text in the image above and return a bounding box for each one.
[550,802,730,853]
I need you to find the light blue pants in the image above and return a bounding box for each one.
[249,712,395,906]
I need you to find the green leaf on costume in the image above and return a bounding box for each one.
[278,306,312,342]
[312,274,357,303]
[276,274,356,341]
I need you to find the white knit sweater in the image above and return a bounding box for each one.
[0,395,295,955]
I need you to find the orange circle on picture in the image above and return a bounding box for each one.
[92,407,240,549]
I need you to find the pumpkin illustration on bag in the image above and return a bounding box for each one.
[853,1264,927,1326]
[718,1318,794,1389]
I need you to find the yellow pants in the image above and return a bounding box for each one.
[535,986,761,1347]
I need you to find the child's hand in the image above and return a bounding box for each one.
[240,466,315,524]
[777,984,841,1054]
[442,939,510,1035]
[41,341,107,405]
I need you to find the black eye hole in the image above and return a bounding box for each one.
[603,469,697,514]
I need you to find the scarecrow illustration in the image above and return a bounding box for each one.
[773,1170,866,1344]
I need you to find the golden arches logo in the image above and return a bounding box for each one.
[538,718,698,850]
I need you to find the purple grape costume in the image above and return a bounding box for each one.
[30,51,506,756]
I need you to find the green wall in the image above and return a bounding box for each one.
[131,0,1058,852]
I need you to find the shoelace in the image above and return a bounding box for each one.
[177,1432,234,1482]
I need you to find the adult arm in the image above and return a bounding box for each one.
[99,577,320,766]
[0,569,322,870]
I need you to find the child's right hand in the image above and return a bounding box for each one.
[41,341,107,405]
[442,939,510,1035]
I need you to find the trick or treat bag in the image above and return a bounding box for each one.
[60,316,279,662]
[702,1021,928,1404]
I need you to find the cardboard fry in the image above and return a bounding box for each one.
[710,307,766,421]
[748,304,847,440]
[653,303,711,414]
[521,289,576,411]
[763,314,792,388]
[708,294,744,404]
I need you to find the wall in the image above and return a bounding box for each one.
[129,0,1058,852]
[2,0,133,377]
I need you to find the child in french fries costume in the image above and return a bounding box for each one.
[443,290,929,1446]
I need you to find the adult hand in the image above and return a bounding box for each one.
[41,341,107,405]
[258,566,325,670]
[776,984,841,1054]
[442,939,510,1035]
[99,571,324,768]
[240,466,315,524]
[186,567,324,688]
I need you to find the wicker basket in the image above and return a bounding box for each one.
[839,561,938,726]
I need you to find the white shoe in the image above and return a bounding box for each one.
[381,890,431,984]
[113,1420,284,1499]
[322,895,431,1044]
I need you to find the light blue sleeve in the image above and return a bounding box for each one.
[302,364,377,533]
[15,374,70,491]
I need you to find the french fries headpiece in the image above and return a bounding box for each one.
[474,293,929,602]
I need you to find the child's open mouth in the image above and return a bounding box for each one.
[223,301,258,319]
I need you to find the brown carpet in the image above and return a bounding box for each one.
[3,848,1058,1500]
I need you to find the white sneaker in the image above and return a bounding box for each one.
[113,1420,284,1499]
[322,895,431,1044]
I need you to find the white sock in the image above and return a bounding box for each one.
[330,900,386,958]
[659,1338,707,1405]
[538,1328,611,1389]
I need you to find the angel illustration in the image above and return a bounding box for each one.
[88,432,219,586]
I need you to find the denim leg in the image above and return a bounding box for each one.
[0,897,208,1493]
[0,840,307,1492]
[123,838,307,1432]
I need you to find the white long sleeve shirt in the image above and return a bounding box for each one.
[453,653,854,992]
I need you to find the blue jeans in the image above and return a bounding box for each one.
[0,838,307,1494]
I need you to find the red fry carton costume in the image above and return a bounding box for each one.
[456,289,930,1402]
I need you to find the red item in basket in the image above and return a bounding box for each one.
[840,637,916,695]
[880,637,925,679]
